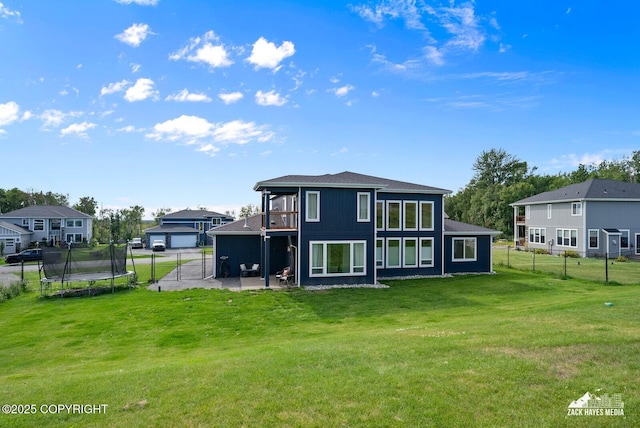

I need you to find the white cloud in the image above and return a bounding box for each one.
[117,125,143,133]
[351,1,425,30]
[218,91,244,105]
[165,89,212,102]
[423,45,444,66]
[146,115,274,154]
[427,3,485,51]
[60,121,96,137]
[115,0,158,5]
[100,79,130,96]
[131,63,141,73]
[255,90,287,106]
[39,109,83,128]
[115,23,154,47]
[0,101,20,126]
[124,78,158,102]
[21,111,32,121]
[170,30,233,69]
[332,84,355,97]
[0,2,22,22]
[246,37,295,70]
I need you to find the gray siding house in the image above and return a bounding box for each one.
[510,179,640,257]
[0,205,93,251]
[145,209,234,249]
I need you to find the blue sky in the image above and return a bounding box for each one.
[1,1,638,219]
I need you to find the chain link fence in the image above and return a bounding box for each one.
[493,246,640,285]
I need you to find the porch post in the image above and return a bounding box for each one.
[264,235,271,288]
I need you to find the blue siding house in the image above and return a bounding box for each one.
[208,172,499,287]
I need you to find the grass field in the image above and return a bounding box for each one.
[1,264,638,427]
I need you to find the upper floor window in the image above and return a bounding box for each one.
[547,204,552,219]
[386,201,401,230]
[403,201,417,230]
[420,201,434,230]
[376,201,384,230]
[34,219,44,231]
[357,192,370,222]
[22,219,28,226]
[66,219,83,228]
[525,205,530,219]
[571,202,582,216]
[306,191,320,222]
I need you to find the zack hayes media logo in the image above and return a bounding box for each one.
[567,391,624,417]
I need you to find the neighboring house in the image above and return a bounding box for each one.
[0,205,93,251]
[207,171,500,286]
[145,209,234,249]
[510,178,640,258]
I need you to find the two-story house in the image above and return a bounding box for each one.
[0,205,93,253]
[510,178,640,258]
[208,172,499,287]
[145,209,234,249]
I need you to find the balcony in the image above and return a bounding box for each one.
[263,210,298,230]
[515,215,526,224]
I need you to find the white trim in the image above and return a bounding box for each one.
[305,191,320,222]
[386,200,402,231]
[571,202,582,216]
[635,233,640,255]
[403,201,418,231]
[556,228,578,248]
[357,192,371,222]
[547,204,552,219]
[419,237,434,267]
[376,200,385,231]
[402,237,418,268]
[386,237,401,268]
[419,201,434,231]
[620,229,630,249]
[375,238,384,268]
[525,205,530,220]
[588,229,599,250]
[308,240,367,277]
[452,237,477,262]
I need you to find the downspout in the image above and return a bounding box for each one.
[373,188,378,285]
[297,186,302,287]
[264,190,271,288]
[582,200,587,256]
[441,196,446,276]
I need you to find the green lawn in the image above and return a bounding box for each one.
[1,266,637,427]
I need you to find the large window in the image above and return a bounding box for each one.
[620,230,630,248]
[309,241,366,277]
[376,201,384,230]
[66,219,83,228]
[357,192,370,222]
[386,201,401,230]
[557,229,577,247]
[453,238,476,262]
[420,201,434,230]
[403,201,417,230]
[66,233,83,243]
[403,238,418,268]
[420,238,434,267]
[34,219,44,231]
[386,238,401,268]
[306,191,320,222]
[571,202,582,216]
[588,229,599,249]
[529,227,546,244]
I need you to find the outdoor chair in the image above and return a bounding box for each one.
[276,267,294,286]
[240,263,260,277]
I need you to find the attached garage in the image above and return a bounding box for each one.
[170,233,197,248]
[0,220,32,255]
[145,224,199,249]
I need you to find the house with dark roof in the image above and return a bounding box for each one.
[0,205,93,252]
[207,171,500,287]
[144,209,234,249]
[510,178,640,257]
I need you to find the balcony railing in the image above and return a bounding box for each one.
[515,215,526,224]
[263,211,298,230]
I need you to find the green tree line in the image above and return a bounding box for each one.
[445,149,640,238]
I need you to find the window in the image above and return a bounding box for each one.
[212,218,221,226]
[51,219,61,231]
[420,201,434,230]
[386,201,401,230]
[556,229,577,247]
[404,201,417,230]
[525,205,530,219]
[528,227,546,244]
[376,238,384,268]
[306,191,320,222]
[309,241,366,276]
[66,219,83,228]
[453,238,476,261]
[22,219,28,226]
[403,238,418,268]
[357,192,370,222]
[588,229,599,249]
[386,238,401,268]
[34,219,44,231]
[571,202,582,216]
[66,233,83,243]
[420,238,434,267]
[620,230,630,248]
[547,204,552,219]
[376,201,384,230]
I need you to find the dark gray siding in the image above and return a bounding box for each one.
[215,235,261,277]
[444,235,493,274]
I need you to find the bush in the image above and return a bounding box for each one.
[616,255,629,262]
[534,248,549,255]
[563,250,580,258]
[0,280,30,302]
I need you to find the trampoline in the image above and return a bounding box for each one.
[39,243,135,297]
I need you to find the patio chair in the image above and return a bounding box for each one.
[240,263,260,277]
[276,267,294,286]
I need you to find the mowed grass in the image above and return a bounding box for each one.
[1,266,638,427]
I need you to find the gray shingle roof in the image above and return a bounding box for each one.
[444,219,501,235]
[0,205,92,218]
[162,209,230,219]
[0,220,32,234]
[206,214,263,235]
[511,179,640,205]
[145,224,199,234]
[254,171,451,194]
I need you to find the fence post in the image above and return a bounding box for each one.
[564,251,567,277]
[605,252,609,283]
[532,250,536,271]
[177,252,180,281]
[507,246,510,267]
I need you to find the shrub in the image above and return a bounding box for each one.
[616,255,629,262]
[534,248,549,255]
[0,280,30,302]
[563,250,580,258]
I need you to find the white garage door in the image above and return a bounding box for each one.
[148,235,166,245]
[170,234,197,248]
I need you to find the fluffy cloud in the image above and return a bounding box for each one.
[170,31,232,69]
[0,101,20,126]
[165,89,212,102]
[100,79,130,96]
[146,115,273,154]
[115,23,154,47]
[124,78,158,102]
[39,109,83,128]
[255,90,287,106]
[0,2,22,22]
[115,0,158,5]
[60,122,96,137]
[246,37,295,70]
[218,92,244,105]
[332,84,355,97]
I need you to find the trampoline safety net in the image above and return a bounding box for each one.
[42,244,129,280]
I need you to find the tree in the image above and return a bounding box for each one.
[152,208,172,224]
[73,196,98,216]
[239,203,260,218]
[471,148,530,188]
